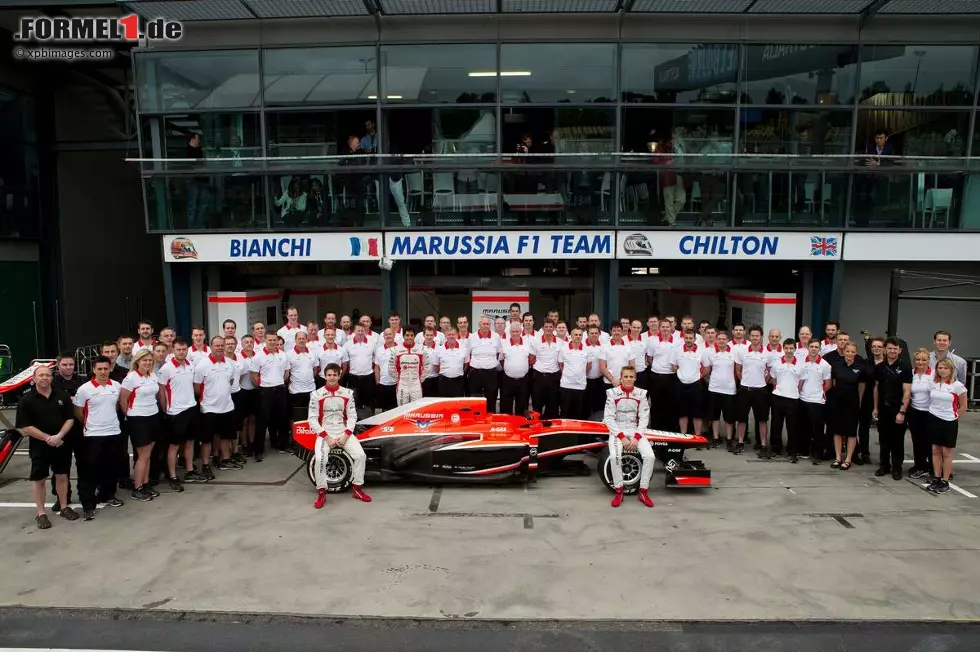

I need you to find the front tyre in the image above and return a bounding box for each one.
[597,447,642,495]
[306,448,355,494]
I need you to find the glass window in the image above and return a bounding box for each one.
[500,44,615,103]
[850,172,965,229]
[140,113,261,167]
[266,110,378,162]
[501,107,614,162]
[622,107,736,160]
[136,50,260,111]
[736,172,847,228]
[739,108,853,157]
[618,172,734,228]
[263,47,377,106]
[145,174,266,231]
[385,108,496,159]
[622,43,738,104]
[381,44,497,104]
[859,45,978,107]
[742,45,859,106]
[500,171,611,226]
[384,171,500,230]
[268,172,382,229]
[855,109,971,159]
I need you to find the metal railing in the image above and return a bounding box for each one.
[968,358,979,411]
[73,344,102,378]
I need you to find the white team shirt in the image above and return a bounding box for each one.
[501,337,531,379]
[72,379,122,437]
[646,334,676,375]
[187,343,211,367]
[704,345,737,395]
[559,344,589,391]
[769,356,802,400]
[435,342,466,378]
[277,323,304,351]
[599,340,633,384]
[333,329,348,348]
[627,336,648,373]
[819,338,838,357]
[237,352,257,390]
[435,331,447,346]
[414,341,440,380]
[194,355,236,414]
[735,345,769,389]
[388,328,405,346]
[121,371,160,418]
[928,380,967,421]
[730,339,749,357]
[286,346,319,394]
[468,331,502,370]
[799,356,832,404]
[794,342,813,364]
[133,339,158,355]
[910,368,933,411]
[374,344,398,386]
[226,353,242,393]
[764,343,784,368]
[584,340,604,380]
[318,344,350,377]
[671,344,704,385]
[530,335,562,374]
[157,357,197,415]
[249,347,287,388]
[345,336,376,376]
[306,336,324,357]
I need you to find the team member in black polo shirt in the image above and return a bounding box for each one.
[16,365,78,529]
[873,338,912,480]
[50,353,85,512]
[829,341,867,470]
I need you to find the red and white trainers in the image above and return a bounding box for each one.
[313,489,327,509]
[352,485,372,503]
[610,487,624,508]
[638,489,654,508]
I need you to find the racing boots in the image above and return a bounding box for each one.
[610,487,625,508]
[638,489,654,508]
[313,489,327,509]
[352,485,373,503]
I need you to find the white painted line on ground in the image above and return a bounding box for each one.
[0,649,162,652]
[960,453,980,462]
[0,502,104,510]
[12,450,133,457]
[947,482,978,499]
[902,459,978,464]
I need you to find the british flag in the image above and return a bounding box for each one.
[810,236,838,257]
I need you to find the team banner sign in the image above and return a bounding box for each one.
[385,231,616,260]
[616,231,842,260]
[162,233,383,263]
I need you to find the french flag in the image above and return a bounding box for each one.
[349,237,379,257]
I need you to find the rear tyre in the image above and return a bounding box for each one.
[306,448,355,493]
[597,447,642,495]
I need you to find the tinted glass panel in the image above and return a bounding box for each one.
[266,110,378,161]
[381,44,497,103]
[855,109,971,158]
[739,108,853,157]
[385,108,496,158]
[500,44,615,103]
[136,51,260,111]
[501,107,615,161]
[622,43,738,104]
[141,113,261,165]
[622,107,736,160]
[859,45,978,107]
[742,45,859,105]
[263,47,378,106]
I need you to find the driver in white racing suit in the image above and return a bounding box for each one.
[307,363,371,508]
[388,328,429,406]
[603,365,655,508]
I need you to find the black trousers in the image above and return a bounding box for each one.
[531,370,561,419]
[648,373,678,432]
[877,404,908,472]
[256,386,289,455]
[858,389,874,457]
[349,374,376,412]
[560,387,586,419]
[770,395,799,455]
[422,376,439,397]
[499,373,530,416]
[468,368,499,414]
[376,384,397,412]
[585,377,606,418]
[439,375,465,397]
[634,370,650,391]
[77,434,126,511]
[797,401,825,458]
[50,428,81,503]
[907,408,931,471]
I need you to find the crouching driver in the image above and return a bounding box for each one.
[308,364,371,508]
[603,365,655,508]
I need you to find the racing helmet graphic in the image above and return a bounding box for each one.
[170,237,198,260]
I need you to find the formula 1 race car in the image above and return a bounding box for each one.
[292,397,711,494]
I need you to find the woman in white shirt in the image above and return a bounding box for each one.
[906,348,933,480]
[119,350,161,503]
[275,178,308,225]
[926,358,969,495]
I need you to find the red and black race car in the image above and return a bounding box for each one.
[292,397,711,495]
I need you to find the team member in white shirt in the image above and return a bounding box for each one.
[195,336,240,474]
[735,326,770,455]
[906,348,934,480]
[521,313,537,339]
[599,323,634,389]
[158,339,203,481]
[499,323,531,415]
[798,340,832,465]
[386,311,406,346]
[587,313,611,345]
[640,315,660,342]
[437,316,452,346]
[679,316,705,347]
[323,312,346,348]
[345,324,376,412]
[119,350,160,502]
[559,328,590,419]
[795,326,814,363]
[583,326,607,417]
[287,330,320,437]
[627,320,649,391]
[765,329,783,366]
[187,326,211,366]
[529,320,562,419]
[305,322,323,358]
[277,306,303,351]
[645,320,679,432]
[250,332,289,461]
[926,358,968,495]
[671,330,708,439]
[603,366,654,509]
[819,321,840,357]
[703,330,738,452]
[223,336,248,467]
[467,317,501,414]
[133,320,157,355]
[433,328,467,397]
[373,328,399,411]
[415,328,440,397]
[768,339,803,462]
[730,323,748,353]
[236,335,258,458]
[318,327,349,382]
[72,356,124,519]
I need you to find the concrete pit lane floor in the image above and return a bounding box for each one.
[0,412,979,626]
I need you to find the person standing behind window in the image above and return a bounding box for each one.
[185,133,209,229]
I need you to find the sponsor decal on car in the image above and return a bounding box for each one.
[450,413,461,424]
